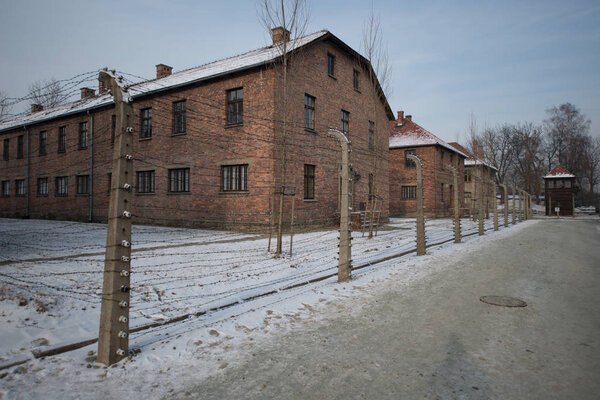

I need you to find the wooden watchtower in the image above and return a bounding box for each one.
[544,164,575,216]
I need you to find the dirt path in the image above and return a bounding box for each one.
[170,219,600,399]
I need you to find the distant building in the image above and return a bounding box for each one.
[388,112,466,217]
[447,142,497,217]
[544,164,575,216]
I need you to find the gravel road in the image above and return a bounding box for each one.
[170,219,600,399]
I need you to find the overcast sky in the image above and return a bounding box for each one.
[1,0,598,143]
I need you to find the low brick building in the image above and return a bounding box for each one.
[0,29,394,230]
[544,164,575,216]
[447,142,497,217]
[389,112,466,217]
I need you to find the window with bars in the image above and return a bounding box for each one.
[15,179,25,196]
[17,135,23,159]
[440,183,444,202]
[173,100,186,134]
[222,164,248,192]
[405,150,416,168]
[401,185,417,200]
[353,69,360,90]
[39,131,47,156]
[76,175,89,194]
[465,170,472,182]
[227,88,243,125]
[368,121,375,149]
[79,122,88,149]
[3,138,8,160]
[341,110,349,135]
[327,53,335,76]
[304,164,315,200]
[140,108,152,139]
[1,180,9,196]
[169,168,190,192]
[304,94,315,130]
[58,126,66,153]
[37,177,48,196]
[56,176,68,196]
[137,170,155,193]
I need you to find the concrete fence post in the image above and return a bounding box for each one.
[97,70,134,366]
[408,154,426,255]
[500,183,508,227]
[512,187,516,224]
[473,175,484,235]
[328,129,352,282]
[492,181,498,231]
[518,190,524,221]
[446,164,461,243]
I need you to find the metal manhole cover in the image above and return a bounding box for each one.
[480,296,527,307]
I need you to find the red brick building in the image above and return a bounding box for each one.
[544,164,575,216]
[0,29,394,230]
[389,112,466,217]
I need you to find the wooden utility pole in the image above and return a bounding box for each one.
[473,175,484,235]
[329,129,352,282]
[492,181,498,231]
[97,69,134,366]
[407,154,425,255]
[446,165,461,243]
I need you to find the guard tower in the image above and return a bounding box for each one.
[544,164,575,216]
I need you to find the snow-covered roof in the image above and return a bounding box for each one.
[389,119,467,157]
[0,30,331,133]
[544,164,575,179]
[447,141,498,171]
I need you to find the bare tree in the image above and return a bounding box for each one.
[580,137,600,205]
[544,103,591,172]
[510,123,545,198]
[361,4,392,238]
[28,78,68,109]
[259,0,310,256]
[479,124,514,185]
[0,90,11,122]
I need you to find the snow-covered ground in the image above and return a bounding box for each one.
[1,215,526,399]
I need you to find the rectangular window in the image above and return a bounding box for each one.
[140,108,152,139]
[3,138,8,160]
[17,135,23,159]
[107,173,112,196]
[222,164,248,192]
[76,175,89,195]
[58,126,66,153]
[465,170,472,182]
[111,115,116,145]
[565,180,572,188]
[353,69,359,90]
[304,164,315,200]
[368,121,375,149]
[169,168,190,192]
[327,53,335,76]
[37,177,48,196]
[341,110,349,135]
[440,183,444,202]
[368,173,374,198]
[226,88,243,125]
[79,122,88,149]
[39,131,47,156]
[401,186,417,200]
[137,170,155,193]
[173,100,186,134]
[405,150,416,168]
[1,180,9,196]
[56,176,68,196]
[440,150,444,165]
[15,179,25,196]
[304,94,315,130]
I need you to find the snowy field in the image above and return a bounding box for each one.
[0,215,528,399]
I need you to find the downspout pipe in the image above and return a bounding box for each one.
[87,110,94,222]
[24,125,30,219]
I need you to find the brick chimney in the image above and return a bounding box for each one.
[271,27,290,44]
[156,64,173,79]
[405,115,412,122]
[31,104,43,113]
[99,80,108,95]
[397,111,404,123]
[80,87,95,99]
